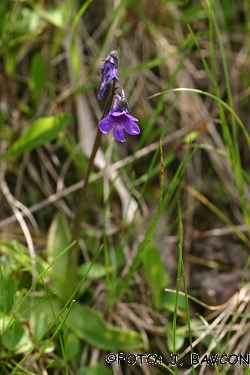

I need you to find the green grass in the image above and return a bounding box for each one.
[0,0,250,374]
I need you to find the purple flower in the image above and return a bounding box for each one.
[99,86,140,142]
[98,50,119,100]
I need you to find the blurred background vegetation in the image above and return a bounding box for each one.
[0,0,250,374]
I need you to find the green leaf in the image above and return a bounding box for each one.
[46,213,70,297]
[30,52,47,104]
[0,239,42,273]
[220,0,237,21]
[142,243,166,310]
[161,291,187,317]
[39,339,55,353]
[76,365,112,375]
[5,50,16,75]
[2,321,33,353]
[181,4,207,23]
[0,272,16,314]
[33,4,69,28]
[0,316,12,333]
[17,294,61,324]
[64,332,81,360]
[166,324,185,352]
[8,7,46,34]
[183,130,200,144]
[3,114,71,158]
[30,311,48,342]
[78,262,106,280]
[67,303,144,351]
[70,40,80,80]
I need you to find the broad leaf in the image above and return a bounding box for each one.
[166,324,185,352]
[3,114,71,158]
[181,4,206,23]
[67,303,144,351]
[30,52,47,104]
[142,243,168,310]
[161,291,187,317]
[34,4,69,28]
[46,213,70,297]
[30,311,48,342]
[0,316,12,333]
[2,320,33,353]
[78,262,106,280]
[18,294,61,325]
[0,239,48,275]
[65,332,81,360]
[0,273,16,314]
[8,7,46,34]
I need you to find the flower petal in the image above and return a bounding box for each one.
[98,82,108,101]
[102,62,119,83]
[98,61,119,100]
[126,113,138,122]
[113,124,126,142]
[112,111,126,116]
[123,116,140,135]
[99,115,113,134]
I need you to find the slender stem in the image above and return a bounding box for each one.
[71,127,102,242]
[64,81,116,302]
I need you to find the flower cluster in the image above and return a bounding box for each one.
[98,51,140,142]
